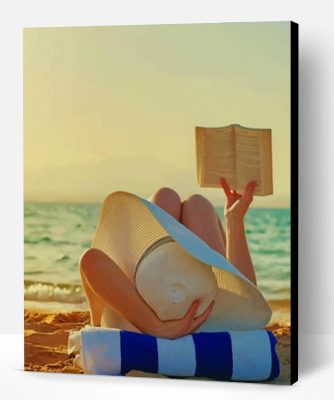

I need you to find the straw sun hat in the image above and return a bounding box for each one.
[92,191,272,332]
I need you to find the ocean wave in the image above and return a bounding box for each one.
[56,255,70,262]
[24,280,85,304]
[259,283,290,300]
[25,269,45,275]
[24,236,52,244]
[255,248,289,256]
[24,236,74,246]
[24,211,39,218]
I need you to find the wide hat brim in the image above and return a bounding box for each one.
[92,191,272,331]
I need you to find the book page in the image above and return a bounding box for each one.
[196,126,236,188]
[235,126,273,195]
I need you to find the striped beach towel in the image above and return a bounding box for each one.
[68,327,280,381]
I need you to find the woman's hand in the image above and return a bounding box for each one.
[219,177,258,285]
[80,248,216,336]
[220,177,259,223]
[149,299,215,339]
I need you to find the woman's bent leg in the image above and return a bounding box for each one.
[181,194,226,257]
[149,187,182,221]
[79,258,105,326]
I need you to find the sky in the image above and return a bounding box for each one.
[24,21,291,207]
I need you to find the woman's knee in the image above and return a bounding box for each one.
[149,187,182,220]
[181,194,225,255]
[79,248,101,273]
[182,194,216,217]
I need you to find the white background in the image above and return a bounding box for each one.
[1,0,334,397]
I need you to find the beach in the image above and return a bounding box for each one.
[24,301,291,384]
[24,204,291,383]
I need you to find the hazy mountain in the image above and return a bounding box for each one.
[24,156,289,207]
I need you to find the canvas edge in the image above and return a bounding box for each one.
[290,20,299,385]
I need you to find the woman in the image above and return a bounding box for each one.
[79,177,259,339]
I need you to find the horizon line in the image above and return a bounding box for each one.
[24,199,291,209]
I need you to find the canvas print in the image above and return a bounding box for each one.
[24,21,298,384]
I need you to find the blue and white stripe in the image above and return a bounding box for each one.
[80,328,279,381]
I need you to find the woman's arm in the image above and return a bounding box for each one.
[220,178,258,285]
[226,218,257,285]
[216,216,227,250]
[79,248,214,339]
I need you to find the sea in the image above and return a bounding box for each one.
[24,203,291,311]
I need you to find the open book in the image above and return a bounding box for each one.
[195,124,273,196]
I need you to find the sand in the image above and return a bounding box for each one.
[24,308,291,384]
